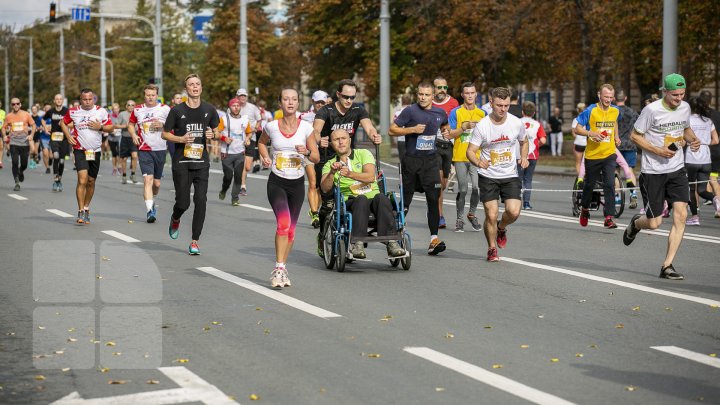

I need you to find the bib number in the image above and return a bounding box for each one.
[490,149,513,166]
[460,130,472,143]
[350,181,372,195]
[12,122,24,132]
[51,132,64,141]
[416,135,435,151]
[275,153,303,170]
[664,134,683,147]
[84,150,96,161]
[183,143,204,159]
[142,122,156,134]
[597,128,613,143]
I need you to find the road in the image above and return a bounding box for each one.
[1,156,718,404]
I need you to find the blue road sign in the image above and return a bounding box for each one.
[71,7,91,22]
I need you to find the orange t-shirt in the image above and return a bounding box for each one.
[4,111,34,145]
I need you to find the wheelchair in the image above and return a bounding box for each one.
[571,172,625,218]
[321,155,412,272]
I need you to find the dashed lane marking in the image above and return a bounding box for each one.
[8,194,28,201]
[651,346,720,369]
[101,230,141,243]
[46,209,74,218]
[239,204,273,212]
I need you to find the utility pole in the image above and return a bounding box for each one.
[100,17,107,107]
[662,0,677,78]
[16,36,33,107]
[239,0,248,90]
[155,0,163,98]
[60,29,65,99]
[1,46,8,109]
[379,0,390,144]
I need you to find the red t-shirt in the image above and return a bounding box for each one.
[433,96,459,117]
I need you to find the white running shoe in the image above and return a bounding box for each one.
[271,268,285,288]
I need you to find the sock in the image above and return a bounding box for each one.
[145,200,154,212]
[83,206,89,211]
[131,171,135,176]
[122,173,126,177]
[430,235,438,242]
[275,262,285,269]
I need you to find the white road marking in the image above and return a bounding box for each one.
[197,266,342,319]
[404,347,576,405]
[8,194,28,201]
[101,230,141,243]
[51,366,238,404]
[651,346,720,369]
[46,209,74,218]
[503,257,720,307]
[239,203,273,212]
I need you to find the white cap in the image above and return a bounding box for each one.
[312,90,329,102]
[236,88,248,96]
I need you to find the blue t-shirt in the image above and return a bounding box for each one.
[394,103,448,157]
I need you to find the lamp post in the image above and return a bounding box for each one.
[79,52,116,105]
[0,45,8,110]
[239,0,259,91]
[379,0,390,145]
[16,36,33,107]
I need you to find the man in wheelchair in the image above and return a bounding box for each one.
[320,129,405,259]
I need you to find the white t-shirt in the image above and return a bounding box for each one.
[63,106,111,152]
[634,99,690,174]
[221,113,251,155]
[130,103,170,151]
[393,105,408,142]
[240,103,262,128]
[470,114,526,179]
[265,119,314,180]
[572,118,587,146]
[686,114,716,165]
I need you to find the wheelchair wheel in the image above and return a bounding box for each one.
[400,233,412,271]
[389,258,400,267]
[336,238,347,272]
[571,178,582,217]
[322,218,336,269]
[614,173,625,218]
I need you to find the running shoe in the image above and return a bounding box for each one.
[703,199,713,206]
[13,182,20,191]
[713,196,720,212]
[487,247,499,262]
[240,187,247,196]
[18,172,24,182]
[168,216,180,239]
[112,168,117,176]
[523,203,533,210]
[604,216,617,229]
[130,174,137,184]
[28,160,37,170]
[219,189,227,200]
[427,239,446,255]
[0,162,3,169]
[280,268,291,287]
[83,210,90,224]
[57,181,63,192]
[579,208,590,227]
[659,264,684,280]
[76,210,84,224]
[231,199,240,206]
[188,241,200,255]
[351,242,366,259]
[715,210,720,219]
[45,168,50,174]
[629,193,638,209]
[685,215,700,226]
[309,210,320,228]
[271,268,285,288]
[122,176,127,184]
[623,213,642,246]
[496,225,507,248]
[438,216,447,229]
[52,181,58,192]
[252,164,260,173]
[454,219,464,233]
[576,178,584,189]
[146,209,156,223]
[386,241,405,257]
[467,213,482,231]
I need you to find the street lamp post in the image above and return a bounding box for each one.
[80,52,116,105]
[16,36,33,107]
[0,46,8,110]
[239,0,259,91]
[379,0,390,145]
[155,0,163,98]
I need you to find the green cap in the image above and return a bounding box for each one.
[662,73,686,91]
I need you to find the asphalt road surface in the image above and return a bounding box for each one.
[1,156,718,404]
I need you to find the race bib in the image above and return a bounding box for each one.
[349,181,372,195]
[275,152,303,170]
[664,134,683,147]
[598,128,613,143]
[12,122,24,132]
[142,122,156,134]
[51,132,64,141]
[183,143,204,159]
[84,150,96,161]
[230,131,243,139]
[489,148,513,166]
[416,135,435,151]
[460,129,473,143]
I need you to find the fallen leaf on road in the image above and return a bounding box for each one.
[67,338,77,343]
[203,326,211,331]
[96,275,103,280]
[67,328,75,332]
[128,220,134,224]
[367,353,382,358]
[709,353,717,357]
[105,341,116,346]
[55,312,62,315]
[54,351,64,355]
[91,340,101,344]
[380,315,393,321]
[615,324,624,329]
[6,332,15,336]
[578,299,587,303]
[589,344,598,349]
[38,326,46,330]
[625,386,637,392]
[112,352,122,356]
[146,380,159,385]
[537,314,545,319]
[255,307,262,311]
[484,325,493,329]
[99,368,110,373]
[665,307,672,311]
[632,306,640,311]
[249,394,260,400]
[143,353,150,358]
[520,345,529,349]
[575,353,584,358]
[550,358,559,363]
[173,359,189,363]
[61,368,70,372]
[492,364,503,369]
[212,321,222,326]
[264,329,270,335]
[445,332,454,339]
[108,380,128,385]
[435,387,445,392]
[101,256,110,261]
[34,375,45,381]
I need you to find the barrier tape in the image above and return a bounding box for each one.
[522,180,711,193]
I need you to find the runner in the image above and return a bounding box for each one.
[108,103,122,176]
[60,89,113,224]
[117,100,139,184]
[393,94,412,160]
[29,105,41,169]
[128,84,171,223]
[389,81,449,255]
[571,102,587,177]
[465,87,528,262]
[300,90,329,227]
[218,97,252,206]
[685,96,718,225]
[574,84,621,229]
[446,81,485,231]
[162,74,220,255]
[2,98,35,191]
[249,99,273,175]
[320,128,405,259]
[622,73,701,280]
[698,90,720,216]
[518,101,547,210]
[314,79,382,255]
[432,76,459,229]
[0,100,5,169]
[615,89,640,208]
[47,94,70,191]
[258,88,319,288]
[236,88,262,195]
[38,107,52,174]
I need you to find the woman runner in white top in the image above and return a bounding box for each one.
[685,97,719,224]
[258,88,319,288]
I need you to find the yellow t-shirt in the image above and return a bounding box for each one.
[576,104,620,160]
[449,105,486,162]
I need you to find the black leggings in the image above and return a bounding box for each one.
[221,153,245,200]
[51,139,69,177]
[267,173,305,242]
[171,165,209,241]
[10,145,29,179]
[686,163,713,215]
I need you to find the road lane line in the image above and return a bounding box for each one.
[239,203,273,212]
[404,347,576,405]
[8,194,28,201]
[159,366,240,404]
[503,257,720,307]
[46,209,74,218]
[651,346,720,369]
[101,230,141,243]
[196,266,342,319]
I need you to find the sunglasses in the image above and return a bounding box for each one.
[11,102,20,106]
[435,85,448,90]
[339,94,356,101]
[127,104,135,107]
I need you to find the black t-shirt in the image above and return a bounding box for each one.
[549,115,563,133]
[508,104,523,119]
[709,108,720,155]
[47,107,69,136]
[393,103,449,157]
[164,101,219,169]
[314,102,369,162]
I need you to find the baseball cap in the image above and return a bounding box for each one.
[312,90,329,102]
[662,73,686,91]
[236,88,248,96]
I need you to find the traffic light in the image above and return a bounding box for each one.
[49,2,56,23]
